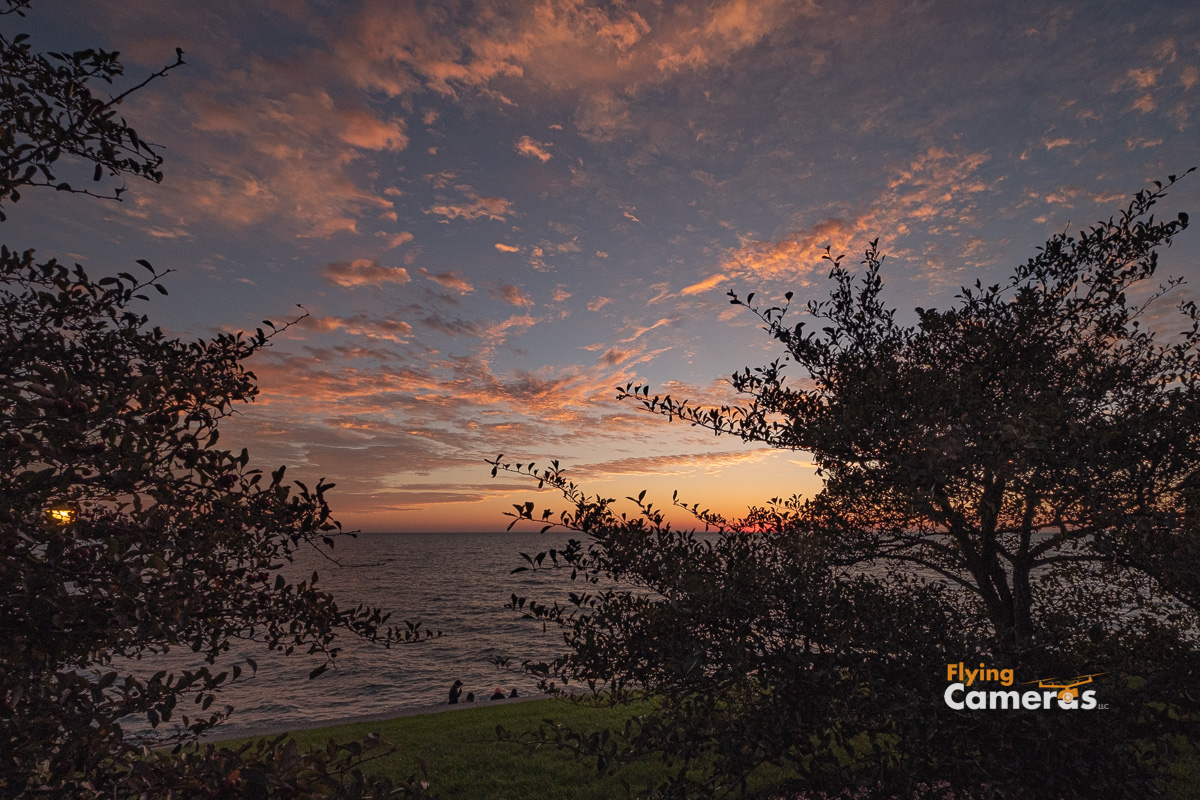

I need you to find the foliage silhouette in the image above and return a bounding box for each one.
[0,8,434,797]
[493,175,1200,798]
[0,0,182,218]
[619,173,1200,655]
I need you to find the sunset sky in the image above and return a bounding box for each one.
[9,0,1200,531]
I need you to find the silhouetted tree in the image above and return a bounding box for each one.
[0,0,181,218]
[494,175,1200,798]
[1,8,433,797]
[621,173,1199,658]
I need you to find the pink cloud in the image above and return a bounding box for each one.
[326,0,820,148]
[319,259,411,288]
[306,314,414,342]
[376,231,416,249]
[600,347,634,366]
[491,284,535,307]
[110,41,413,236]
[95,0,863,244]
[514,135,553,161]
[417,267,475,293]
[655,0,802,76]
[1043,137,1075,149]
[722,146,996,286]
[426,185,515,221]
[1182,65,1198,91]
[1126,67,1162,89]
[486,313,539,338]
[620,316,678,343]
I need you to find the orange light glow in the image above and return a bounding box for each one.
[46,508,76,526]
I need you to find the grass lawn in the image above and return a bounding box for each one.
[225,697,791,800]
[220,700,1199,799]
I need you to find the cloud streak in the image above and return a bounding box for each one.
[320,259,412,288]
[418,268,475,293]
[426,185,515,222]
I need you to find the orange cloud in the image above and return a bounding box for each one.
[620,316,679,343]
[492,284,535,307]
[655,0,802,76]
[333,105,409,149]
[543,237,581,254]
[426,184,515,221]
[212,317,771,530]
[600,347,634,365]
[306,314,414,342]
[418,267,475,293]
[323,0,825,150]
[320,259,411,288]
[425,170,459,189]
[1043,137,1075,149]
[494,242,520,252]
[101,0,857,248]
[722,145,996,285]
[1126,67,1162,89]
[1182,65,1199,91]
[681,273,727,295]
[514,134,553,161]
[108,37,412,237]
[722,218,852,284]
[576,449,775,479]
[646,282,672,304]
[485,314,539,342]
[376,231,415,249]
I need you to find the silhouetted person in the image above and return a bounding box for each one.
[465,692,475,703]
[448,680,463,705]
[508,688,519,698]
[490,688,505,700]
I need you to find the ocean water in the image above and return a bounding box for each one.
[124,531,585,738]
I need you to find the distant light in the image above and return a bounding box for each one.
[46,507,76,525]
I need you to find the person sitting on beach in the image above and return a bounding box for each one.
[490,688,505,700]
[448,680,463,705]
[465,692,475,703]
[508,688,519,698]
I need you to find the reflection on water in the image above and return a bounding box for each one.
[123,531,580,737]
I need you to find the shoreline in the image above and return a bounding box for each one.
[200,694,551,742]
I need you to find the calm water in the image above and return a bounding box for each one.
[125,531,584,738]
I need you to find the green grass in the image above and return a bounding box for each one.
[221,699,1200,799]
[224,698,791,800]
[230,699,678,800]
